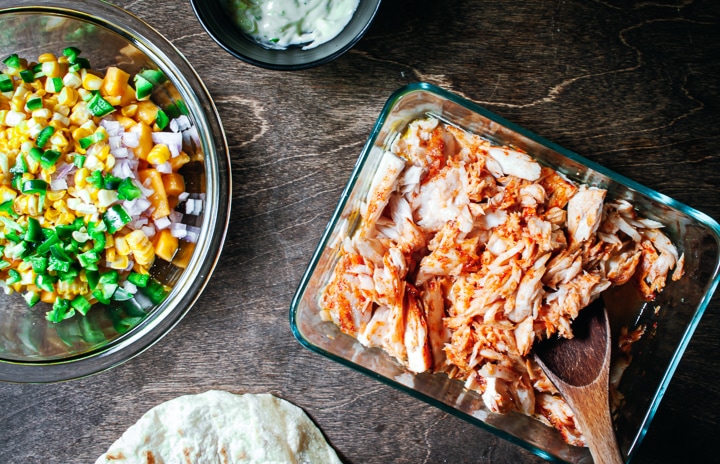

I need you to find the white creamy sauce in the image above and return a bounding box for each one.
[225,0,360,50]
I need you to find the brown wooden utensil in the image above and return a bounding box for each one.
[533,300,623,464]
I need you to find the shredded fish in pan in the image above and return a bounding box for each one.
[319,117,684,446]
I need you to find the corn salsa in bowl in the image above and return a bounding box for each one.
[0,1,230,382]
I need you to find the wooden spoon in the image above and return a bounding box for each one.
[533,300,623,464]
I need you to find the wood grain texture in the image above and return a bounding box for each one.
[1,0,718,463]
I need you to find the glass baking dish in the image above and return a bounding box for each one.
[289,82,720,463]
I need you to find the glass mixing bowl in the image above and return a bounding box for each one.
[0,0,231,382]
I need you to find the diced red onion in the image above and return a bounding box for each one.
[156,161,172,174]
[50,178,68,191]
[170,222,187,238]
[122,131,139,148]
[154,216,171,230]
[141,225,156,238]
[151,131,182,158]
[184,225,200,243]
[178,192,189,202]
[170,115,191,133]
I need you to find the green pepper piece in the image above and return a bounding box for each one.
[0,260,10,270]
[26,97,43,111]
[91,231,106,253]
[10,153,27,174]
[0,200,18,218]
[87,92,115,117]
[68,57,90,73]
[57,267,79,283]
[102,204,131,234]
[0,216,24,233]
[71,295,92,316]
[145,279,169,304]
[48,255,71,273]
[40,150,61,169]
[6,268,21,285]
[102,174,122,190]
[99,270,119,285]
[23,290,40,307]
[87,170,103,188]
[139,69,167,85]
[24,217,43,242]
[19,70,35,83]
[29,256,48,273]
[62,47,81,63]
[36,126,55,148]
[3,54,21,69]
[78,250,100,269]
[79,131,105,149]
[21,179,48,194]
[49,243,72,262]
[155,109,169,130]
[35,273,55,293]
[46,298,73,323]
[48,77,63,92]
[86,269,99,290]
[73,154,86,168]
[112,286,133,302]
[127,272,150,288]
[117,178,141,200]
[0,74,14,92]
[28,147,43,162]
[36,231,60,255]
[134,73,153,100]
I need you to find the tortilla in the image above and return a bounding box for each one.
[95,390,342,464]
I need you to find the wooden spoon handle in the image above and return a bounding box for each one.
[566,380,623,464]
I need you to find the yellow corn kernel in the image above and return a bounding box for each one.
[125,229,155,267]
[109,254,129,270]
[120,104,138,118]
[147,143,171,165]
[57,279,88,299]
[95,143,111,161]
[82,73,103,91]
[105,233,114,249]
[52,199,69,213]
[46,190,66,202]
[56,212,76,225]
[69,103,93,126]
[0,185,18,203]
[104,95,122,106]
[71,125,93,141]
[37,53,56,63]
[50,113,71,129]
[105,247,116,263]
[10,97,25,112]
[57,86,78,107]
[15,195,38,216]
[115,236,131,256]
[44,208,61,223]
[41,61,62,78]
[105,154,115,171]
[49,131,69,150]
[74,167,89,188]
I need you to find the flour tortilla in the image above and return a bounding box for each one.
[95,390,342,464]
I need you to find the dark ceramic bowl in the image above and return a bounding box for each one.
[191,0,382,70]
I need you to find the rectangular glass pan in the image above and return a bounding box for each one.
[290,82,720,463]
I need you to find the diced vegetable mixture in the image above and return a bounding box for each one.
[0,48,202,323]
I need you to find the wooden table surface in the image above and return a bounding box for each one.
[2,0,719,463]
